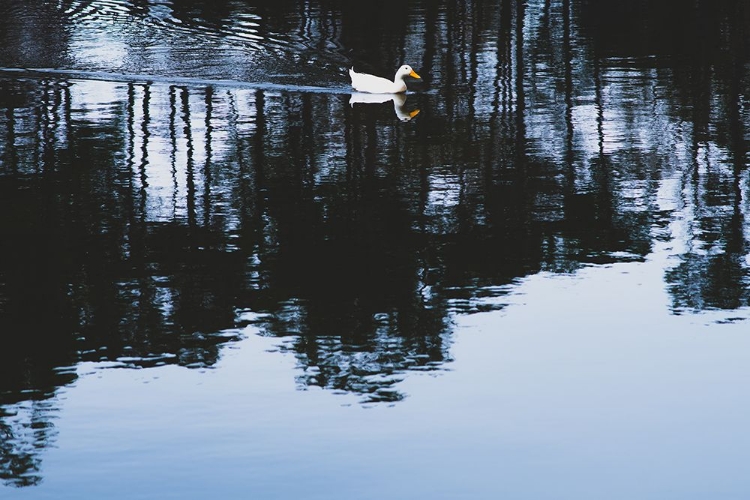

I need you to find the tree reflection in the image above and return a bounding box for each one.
[2,0,750,486]
[0,401,58,488]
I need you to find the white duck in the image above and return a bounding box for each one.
[349,65,422,94]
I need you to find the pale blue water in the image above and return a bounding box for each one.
[10,248,750,499]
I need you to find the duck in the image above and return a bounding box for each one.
[349,65,422,94]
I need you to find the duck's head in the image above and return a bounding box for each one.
[397,65,422,80]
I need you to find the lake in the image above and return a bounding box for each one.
[1,1,750,498]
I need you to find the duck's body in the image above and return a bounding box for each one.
[349,65,421,94]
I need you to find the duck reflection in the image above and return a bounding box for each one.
[349,92,420,121]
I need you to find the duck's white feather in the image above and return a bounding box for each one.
[349,65,421,94]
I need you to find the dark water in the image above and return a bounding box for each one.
[1,0,750,497]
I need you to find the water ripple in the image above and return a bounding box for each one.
[54,0,346,73]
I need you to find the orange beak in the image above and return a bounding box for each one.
[409,70,422,80]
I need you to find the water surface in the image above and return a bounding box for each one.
[2,0,750,498]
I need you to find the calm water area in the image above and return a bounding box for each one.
[2,0,750,498]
